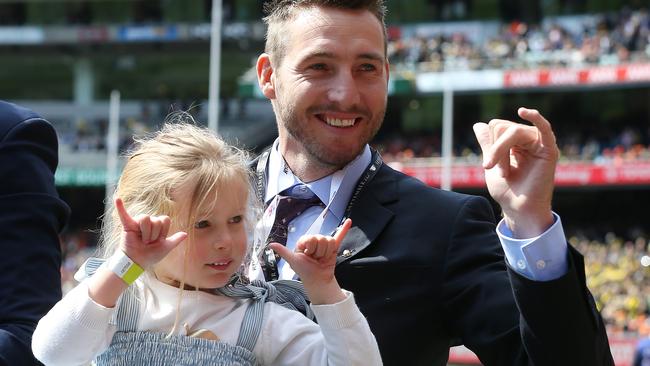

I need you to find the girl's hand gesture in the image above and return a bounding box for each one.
[270,218,352,305]
[115,198,187,269]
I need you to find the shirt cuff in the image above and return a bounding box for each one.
[497,212,569,281]
[70,282,116,330]
[310,290,363,330]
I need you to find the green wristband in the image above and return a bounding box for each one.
[108,251,144,285]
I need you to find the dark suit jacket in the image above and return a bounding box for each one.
[0,101,69,365]
[254,149,613,366]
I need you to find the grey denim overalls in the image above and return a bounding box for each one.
[78,258,313,366]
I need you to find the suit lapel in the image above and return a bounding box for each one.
[337,165,398,264]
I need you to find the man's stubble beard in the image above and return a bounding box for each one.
[275,98,386,173]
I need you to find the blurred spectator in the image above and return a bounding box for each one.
[59,230,97,294]
[634,335,650,366]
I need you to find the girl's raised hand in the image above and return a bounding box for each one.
[115,198,187,269]
[270,219,352,304]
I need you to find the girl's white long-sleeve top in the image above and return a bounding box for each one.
[32,275,382,366]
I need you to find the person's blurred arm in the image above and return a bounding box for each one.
[0,101,70,365]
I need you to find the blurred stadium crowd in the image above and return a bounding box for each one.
[575,234,650,338]
[374,126,650,164]
[388,7,650,72]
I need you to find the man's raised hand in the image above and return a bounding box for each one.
[473,107,559,238]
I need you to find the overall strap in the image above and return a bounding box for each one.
[75,256,141,331]
[236,290,264,351]
[113,287,140,331]
[216,279,314,351]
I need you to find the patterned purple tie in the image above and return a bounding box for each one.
[262,184,324,280]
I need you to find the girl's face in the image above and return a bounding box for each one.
[154,181,249,290]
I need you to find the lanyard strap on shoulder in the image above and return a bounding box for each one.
[255,149,270,204]
[343,149,383,219]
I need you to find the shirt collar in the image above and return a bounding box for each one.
[265,139,372,221]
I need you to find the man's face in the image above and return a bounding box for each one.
[267,6,389,174]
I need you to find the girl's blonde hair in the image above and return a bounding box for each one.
[98,115,257,336]
[99,115,255,270]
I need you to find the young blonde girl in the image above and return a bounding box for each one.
[32,120,381,365]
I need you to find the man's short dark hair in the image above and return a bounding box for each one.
[262,0,387,66]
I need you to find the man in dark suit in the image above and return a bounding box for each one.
[0,100,70,365]
[250,1,614,365]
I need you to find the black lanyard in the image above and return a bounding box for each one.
[342,150,383,220]
[254,149,270,204]
[255,148,384,224]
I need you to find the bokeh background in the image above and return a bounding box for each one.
[1,1,648,364]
